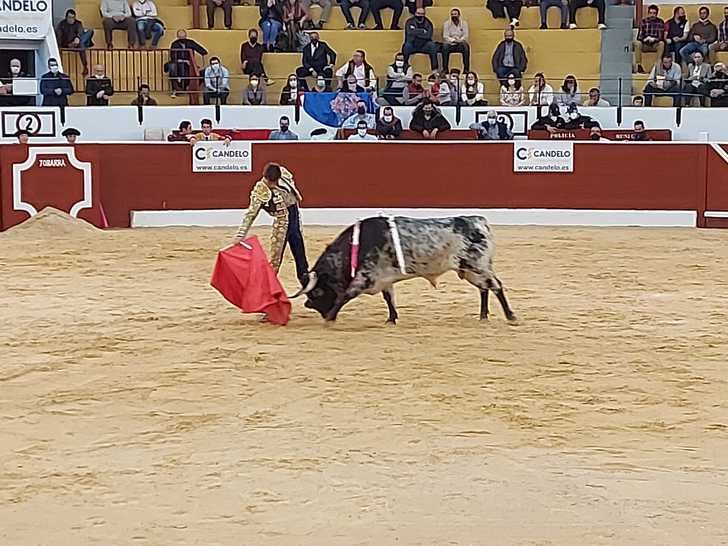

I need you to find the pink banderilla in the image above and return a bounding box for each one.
[350,221,361,279]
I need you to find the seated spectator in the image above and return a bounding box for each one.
[554,74,581,106]
[343,100,376,128]
[682,51,712,106]
[85,64,114,106]
[203,57,230,105]
[40,58,74,107]
[486,0,522,27]
[708,62,728,106]
[372,0,403,29]
[281,0,308,52]
[403,7,439,71]
[336,50,376,92]
[430,72,452,105]
[243,75,266,104]
[540,0,568,29]
[382,52,412,105]
[241,29,269,82]
[280,74,302,104]
[583,87,610,106]
[168,30,207,99]
[461,72,487,106]
[101,0,136,48]
[270,116,299,139]
[348,120,378,140]
[634,4,665,74]
[16,130,30,145]
[376,106,403,139]
[632,95,644,106]
[296,32,337,85]
[643,54,681,106]
[131,83,158,105]
[55,9,94,75]
[132,0,164,48]
[341,0,370,29]
[499,72,525,106]
[569,0,607,30]
[562,102,596,129]
[631,120,650,141]
[404,0,431,15]
[62,127,81,144]
[679,6,717,65]
[311,75,331,92]
[0,58,34,107]
[469,110,513,140]
[531,103,566,132]
[709,6,728,61]
[447,69,461,104]
[665,6,690,60]
[403,72,426,105]
[409,99,451,139]
[260,0,285,52]
[527,72,553,105]
[207,0,232,30]
[339,74,365,93]
[167,120,193,141]
[302,0,332,29]
[442,8,470,72]
[589,125,609,141]
[194,118,229,141]
[491,28,527,81]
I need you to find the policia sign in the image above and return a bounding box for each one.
[192,141,252,172]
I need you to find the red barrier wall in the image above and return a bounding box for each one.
[2,142,728,230]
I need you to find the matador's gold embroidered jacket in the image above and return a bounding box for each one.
[234,167,302,272]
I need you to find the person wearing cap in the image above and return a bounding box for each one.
[469,110,512,140]
[16,130,30,144]
[62,128,81,144]
[40,58,75,107]
[347,119,377,140]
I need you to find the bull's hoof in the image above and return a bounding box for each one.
[506,314,518,324]
[385,319,397,326]
[479,314,488,321]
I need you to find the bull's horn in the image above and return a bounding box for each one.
[288,272,318,299]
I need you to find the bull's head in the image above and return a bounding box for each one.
[288,272,338,318]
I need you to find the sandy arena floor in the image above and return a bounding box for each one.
[1,211,728,545]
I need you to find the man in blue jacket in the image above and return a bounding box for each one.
[402,7,439,70]
[40,58,74,107]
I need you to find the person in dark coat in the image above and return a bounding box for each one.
[530,103,567,132]
[561,102,596,129]
[168,29,208,97]
[40,58,74,107]
[85,64,114,106]
[55,9,94,75]
[491,28,527,81]
[409,99,451,139]
[296,31,337,82]
[402,7,439,70]
[376,106,403,139]
[486,0,523,26]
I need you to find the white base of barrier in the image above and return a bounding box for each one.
[131,208,697,228]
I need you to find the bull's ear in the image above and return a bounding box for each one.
[288,272,318,299]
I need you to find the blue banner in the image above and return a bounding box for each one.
[302,92,377,127]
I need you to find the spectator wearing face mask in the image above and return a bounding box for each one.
[461,72,487,106]
[270,116,299,140]
[296,31,337,83]
[280,74,302,104]
[708,62,728,107]
[431,72,452,105]
[527,72,553,106]
[403,7,439,71]
[85,64,114,106]
[243,75,266,105]
[681,50,712,106]
[583,87,610,106]
[40,58,74,107]
[442,8,470,72]
[709,6,728,61]
[376,106,403,139]
[203,57,230,105]
[0,59,34,107]
[343,100,376,128]
[499,72,525,106]
[336,50,376,93]
[554,74,581,107]
[589,126,609,141]
[382,53,412,105]
[348,120,378,140]
[241,29,270,83]
[339,74,366,93]
[131,83,158,105]
[631,120,650,141]
[469,110,512,140]
[403,72,426,105]
[409,99,451,139]
[492,28,527,81]
[311,75,331,92]
[530,103,566,133]
[679,6,717,66]
[562,102,595,129]
[132,0,164,48]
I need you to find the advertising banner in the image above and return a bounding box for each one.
[513,141,574,173]
[192,141,252,172]
[0,0,52,40]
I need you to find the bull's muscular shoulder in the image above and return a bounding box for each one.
[251,180,272,203]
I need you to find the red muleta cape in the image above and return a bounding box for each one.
[210,236,292,325]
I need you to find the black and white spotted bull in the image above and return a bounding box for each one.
[289,216,516,324]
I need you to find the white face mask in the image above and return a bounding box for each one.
[289,79,297,88]
[487,117,496,125]
[395,60,404,68]
[357,128,367,136]
[507,78,515,86]
[383,114,393,122]
[467,78,475,85]
[250,79,259,87]
[94,74,104,79]
[49,65,59,74]
[450,76,457,84]
[550,115,558,121]
[10,65,20,74]
[210,63,220,70]
[317,79,325,87]
[569,112,579,120]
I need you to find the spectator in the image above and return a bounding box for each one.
[132,0,164,48]
[634,4,665,74]
[203,57,230,105]
[527,72,553,105]
[681,50,712,106]
[340,74,365,92]
[241,28,269,83]
[569,0,607,30]
[336,50,376,92]
[540,0,568,29]
[207,0,232,30]
[168,30,207,98]
[583,87,610,106]
[531,103,566,132]
[280,74,302,104]
[499,72,525,106]
[469,110,513,140]
[486,0,522,28]
[260,0,285,52]
[709,6,728,61]
[55,9,94,75]
[16,130,30,145]
[431,72,452,105]
[194,118,228,141]
[554,74,581,107]
[85,64,114,106]
[131,83,158,105]
[447,69,461,104]
[311,75,331,91]
[665,6,690,60]
[62,127,81,144]
[101,0,136,48]
[461,72,487,106]
[491,28,527,81]
[403,72,426,105]
[348,119,378,140]
[167,120,193,141]
[297,31,337,84]
[302,0,332,29]
[40,58,74,107]
[382,52,412,105]
[243,75,266,104]
[376,106,403,138]
[0,58,34,107]
[562,102,596,129]
[589,126,609,141]
[708,62,728,106]
[404,0,431,15]
[631,120,650,141]
[403,7,439,71]
[343,99,376,128]
[409,99,451,139]
[281,0,308,52]
[341,0,370,29]
[643,54,682,106]
[632,95,644,106]
[269,116,299,139]
[442,8,470,72]
[372,0,403,29]
[679,6,717,65]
